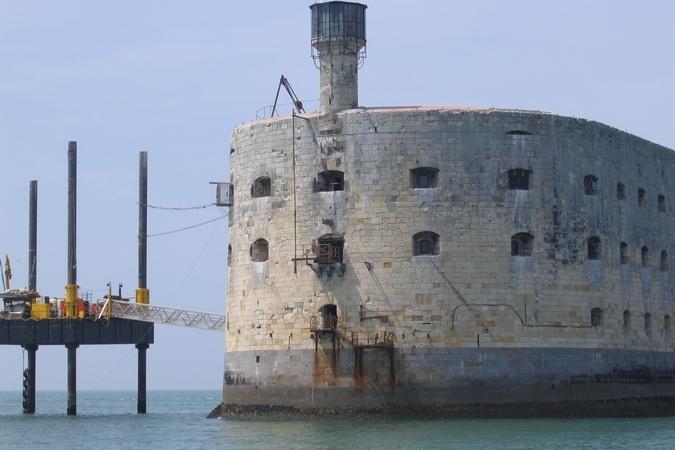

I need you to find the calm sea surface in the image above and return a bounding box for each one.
[1,390,674,449]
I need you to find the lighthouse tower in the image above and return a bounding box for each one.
[310,2,367,114]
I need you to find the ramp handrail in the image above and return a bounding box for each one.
[98,298,225,332]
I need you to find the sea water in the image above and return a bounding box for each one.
[1,390,674,449]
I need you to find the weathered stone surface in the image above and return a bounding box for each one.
[225,107,675,417]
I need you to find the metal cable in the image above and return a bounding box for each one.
[137,202,215,211]
[148,214,227,238]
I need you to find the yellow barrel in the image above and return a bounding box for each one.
[31,303,51,319]
[136,288,150,305]
[65,284,78,318]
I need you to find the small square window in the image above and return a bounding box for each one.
[410,168,438,189]
[508,169,531,190]
[616,183,625,201]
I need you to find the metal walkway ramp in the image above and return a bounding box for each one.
[99,298,225,331]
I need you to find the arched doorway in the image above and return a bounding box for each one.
[318,304,338,330]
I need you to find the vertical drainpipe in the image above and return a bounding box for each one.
[136,151,149,414]
[65,141,79,416]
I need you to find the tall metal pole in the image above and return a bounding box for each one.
[137,151,149,414]
[67,141,77,289]
[24,180,39,414]
[28,180,37,292]
[138,151,148,292]
[66,141,78,416]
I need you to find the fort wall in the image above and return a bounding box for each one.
[223,108,675,414]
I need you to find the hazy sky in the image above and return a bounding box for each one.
[1,0,674,395]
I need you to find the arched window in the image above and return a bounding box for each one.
[584,175,598,195]
[315,234,344,264]
[591,307,603,327]
[665,315,672,334]
[250,238,269,262]
[316,170,344,192]
[641,246,649,268]
[620,242,629,265]
[644,313,652,336]
[410,167,438,189]
[587,236,601,260]
[511,232,534,256]
[413,231,439,256]
[507,169,531,190]
[251,176,271,198]
[661,250,669,272]
[638,188,646,207]
[658,194,666,213]
[616,182,625,201]
[623,310,631,329]
[227,244,232,267]
[318,304,338,330]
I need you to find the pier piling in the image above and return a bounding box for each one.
[137,151,149,414]
[23,345,37,414]
[136,343,148,414]
[66,343,78,415]
[66,141,78,416]
[22,180,39,414]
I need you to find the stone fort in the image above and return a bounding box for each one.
[221,1,675,416]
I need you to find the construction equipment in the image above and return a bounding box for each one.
[271,75,305,117]
[3,255,11,290]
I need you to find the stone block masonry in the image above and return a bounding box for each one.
[222,107,675,417]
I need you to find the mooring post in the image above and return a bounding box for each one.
[137,151,149,414]
[66,343,78,415]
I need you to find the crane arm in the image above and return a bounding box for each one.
[271,75,305,117]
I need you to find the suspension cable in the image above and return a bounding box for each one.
[148,214,227,238]
[137,202,215,211]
